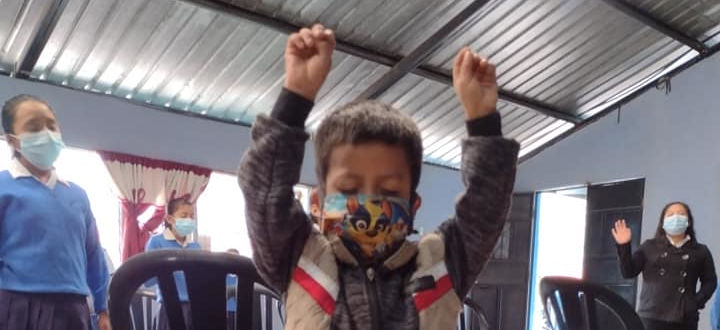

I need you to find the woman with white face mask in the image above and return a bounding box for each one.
[612,202,717,330]
[145,198,200,330]
[0,94,112,330]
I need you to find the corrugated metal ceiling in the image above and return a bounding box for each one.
[628,0,720,46]
[1,0,719,167]
[223,0,477,57]
[0,0,54,73]
[425,0,696,118]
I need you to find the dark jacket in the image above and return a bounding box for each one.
[238,89,519,330]
[617,237,717,323]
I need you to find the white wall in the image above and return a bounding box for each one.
[515,52,720,329]
[0,75,464,231]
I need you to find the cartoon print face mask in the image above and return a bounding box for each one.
[321,193,413,262]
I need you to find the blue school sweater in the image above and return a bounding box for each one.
[0,170,110,312]
[145,230,201,302]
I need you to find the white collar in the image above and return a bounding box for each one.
[8,158,67,189]
[163,228,192,248]
[667,234,691,248]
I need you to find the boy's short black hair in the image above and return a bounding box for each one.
[313,100,423,195]
[2,94,53,134]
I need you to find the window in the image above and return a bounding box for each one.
[196,172,252,257]
[293,184,311,214]
[1,139,314,266]
[196,172,313,257]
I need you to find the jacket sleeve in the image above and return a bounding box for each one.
[238,89,314,294]
[695,246,717,309]
[82,188,110,313]
[616,242,645,279]
[439,112,520,298]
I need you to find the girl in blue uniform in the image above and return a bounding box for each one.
[0,94,111,330]
[145,198,201,330]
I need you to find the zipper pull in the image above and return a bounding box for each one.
[366,268,375,282]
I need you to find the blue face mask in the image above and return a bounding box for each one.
[174,218,196,237]
[663,214,689,236]
[13,130,65,170]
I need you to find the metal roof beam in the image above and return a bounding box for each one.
[415,66,583,124]
[602,0,709,54]
[519,42,720,163]
[180,0,398,66]
[181,0,581,123]
[15,0,70,79]
[354,0,491,101]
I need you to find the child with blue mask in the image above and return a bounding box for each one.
[145,198,201,330]
[0,94,111,330]
[613,202,717,330]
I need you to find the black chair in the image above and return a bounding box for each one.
[540,276,644,330]
[109,249,275,330]
[251,284,285,330]
[226,279,284,330]
[458,297,491,330]
[128,289,156,330]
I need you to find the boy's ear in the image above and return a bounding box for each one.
[411,192,422,215]
[310,188,322,220]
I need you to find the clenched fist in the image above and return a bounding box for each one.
[284,24,336,101]
[452,47,498,120]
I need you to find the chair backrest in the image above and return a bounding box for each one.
[252,284,285,330]
[540,276,644,330]
[458,297,491,330]
[109,249,268,330]
[128,289,156,330]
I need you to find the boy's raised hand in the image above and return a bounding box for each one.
[452,47,498,120]
[284,24,336,101]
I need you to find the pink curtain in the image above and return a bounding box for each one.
[99,151,211,261]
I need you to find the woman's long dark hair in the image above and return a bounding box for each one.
[655,201,696,241]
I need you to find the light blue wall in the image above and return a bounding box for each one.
[515,52,720,329]
[0,75,464,231]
